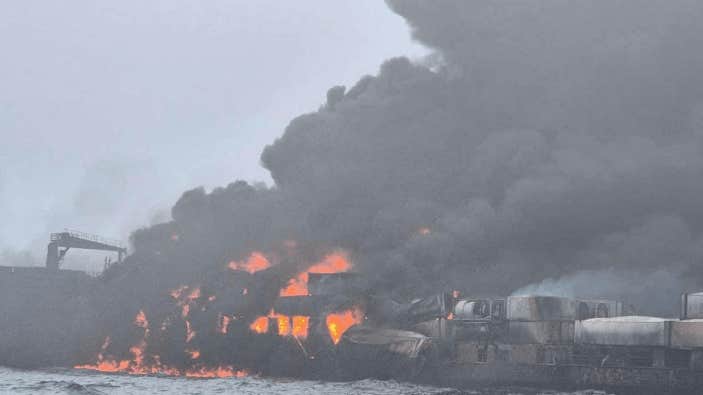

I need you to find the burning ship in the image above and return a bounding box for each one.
[4,233,703,394]
[4,1,703,393]
[73,268,703,395]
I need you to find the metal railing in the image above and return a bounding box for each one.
[50,228,124,248]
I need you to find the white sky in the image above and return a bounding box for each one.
[0,0,427,269]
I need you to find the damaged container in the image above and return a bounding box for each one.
[336,326,435,380]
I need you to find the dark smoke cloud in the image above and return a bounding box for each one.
[261,0,703,311]
[121,0,703,314]
[379,1,703,312]
[75,0,703,369]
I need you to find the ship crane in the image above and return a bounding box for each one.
[45,229,126,271]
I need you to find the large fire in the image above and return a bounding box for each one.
[228,251,271,273]
[169,285,202,343]
[77,247,356,378]
[291,316,309,339]
[248,311,309,339]
[249,316,269,334]
[280,251,351,297]
[326,307,363,345]
[244,251,353,343]
[75,310,247,378]
[275,314,291,336]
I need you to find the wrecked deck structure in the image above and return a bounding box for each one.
[5,240,703,394]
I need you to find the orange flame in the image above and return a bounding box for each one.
[228,251,271,274]
[326,307,363,345]
[280,251,352,297]
[250,311,310,339]
[292,316,309,339]
[308,251,352,273]
[76,336,113,370]
[184,366,248,378]
[75,310,248,378]
[167,286,201,343]
[170,285,201,319]
[276,315,291,336]
[280,277,308,297]
[75,359,130,373]
[129,341,147,366]
[77,360,247,378]
[249,316,268,334]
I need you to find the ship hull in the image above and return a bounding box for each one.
[426,361,703,394]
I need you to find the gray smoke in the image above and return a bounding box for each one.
[123,0,703,330]
[7,0,703,372]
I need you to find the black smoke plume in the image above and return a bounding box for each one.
[5,0,703,371]
[114,0,703,341]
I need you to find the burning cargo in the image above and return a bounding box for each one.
[7,242,703,394]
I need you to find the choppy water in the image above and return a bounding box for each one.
[0,367,609,395]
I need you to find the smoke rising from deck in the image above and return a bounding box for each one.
[120,0,703,315]
[7,0,703,371]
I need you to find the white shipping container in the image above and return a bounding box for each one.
[575,316,674,347]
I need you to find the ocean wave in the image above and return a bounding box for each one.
[8,380,105,394]
[0,367,609,395]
